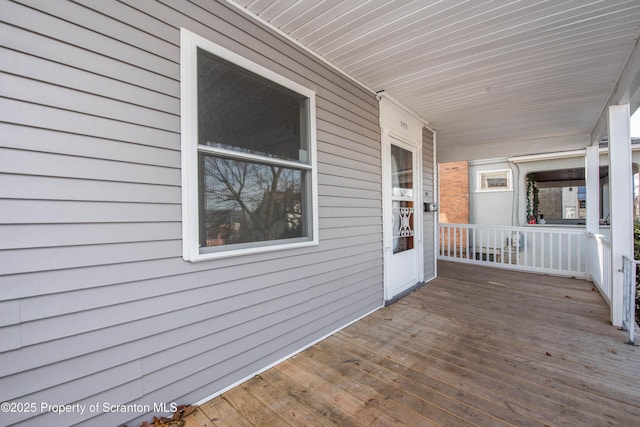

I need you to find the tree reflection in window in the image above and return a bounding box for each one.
[199,155,304,248]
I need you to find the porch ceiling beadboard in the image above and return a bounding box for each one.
[230,0,640,161]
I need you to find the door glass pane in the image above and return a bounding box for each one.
[391,145,413,197]
[393,201,415,253]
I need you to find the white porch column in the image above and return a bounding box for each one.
[585,145,600,281]
[585,145,600,235]
[608,104,634,327]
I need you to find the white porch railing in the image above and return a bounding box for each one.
[587,233,612,306]
[438,224,587,278]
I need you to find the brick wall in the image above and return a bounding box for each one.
[439,161,469,224]
[438,161,469,254]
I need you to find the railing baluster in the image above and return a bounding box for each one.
[463,226,467,259]
[568,233,572,272]
[464,226,468,259]
[472,228,476,260]
[559,232,563,270]
[454,226,458,258]
[547,232,551,270]
[453,225,457,258]
[533,231,537,268]
[493,229,497,263]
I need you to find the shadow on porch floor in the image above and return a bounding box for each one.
[181,261,639,426]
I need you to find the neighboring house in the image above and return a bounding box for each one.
[440,145,640,229]
[0,1,436,426]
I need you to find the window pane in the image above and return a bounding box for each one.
[197,48,308,163]
[391,145,413,197]
[199,154,306,248]
[486,177,507,188]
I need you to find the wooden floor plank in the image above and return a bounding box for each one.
[182,408,216,427]
[293,344,469,427]
[313,336,520,427]
[243,374,329,426]
[274,358,405,427]
[344,315,639,426]
[338,324,591,426]
[412,282,640,375]
[384,299,640,402]
[198,396,254,427]
[261,362,363,426]
[184,261,639,426]
[382,305,640,413]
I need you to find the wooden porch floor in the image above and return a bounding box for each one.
[184,261,640,427]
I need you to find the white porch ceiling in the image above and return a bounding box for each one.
[229,0,640,162]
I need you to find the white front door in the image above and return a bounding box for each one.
[384,137,423,301]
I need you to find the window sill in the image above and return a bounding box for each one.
[183,239,319,262]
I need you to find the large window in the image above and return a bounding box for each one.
[181,29,318,261]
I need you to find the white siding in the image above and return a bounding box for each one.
[0,1,383,425]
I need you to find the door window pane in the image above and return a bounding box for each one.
[391,145,413,197]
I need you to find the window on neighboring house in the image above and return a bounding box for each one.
[477,170,512,192]
[180,29,318,261]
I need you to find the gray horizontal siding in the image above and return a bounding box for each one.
[0,124,180,168]
[0,148,179,184]
[1,21,179,97]
[2,175,180,204]
[0,200,181,224]
[423,127,436,281]
[1,223,182,249]
[0,236,379,300]
[1,258,383,379]
[1,98,179,149]
[0,241,181,276]
[0,1,383,424]
[318,129,381,158]
[1,73,180,132]
[0,46,179,114]
[5,0,179,78]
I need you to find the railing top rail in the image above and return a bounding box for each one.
[439,223,588,235]
[623,255,640,264]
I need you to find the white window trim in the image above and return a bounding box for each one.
[180,28,318,262]
[476,169,512,192]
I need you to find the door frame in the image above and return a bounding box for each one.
[379,95,425,302]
